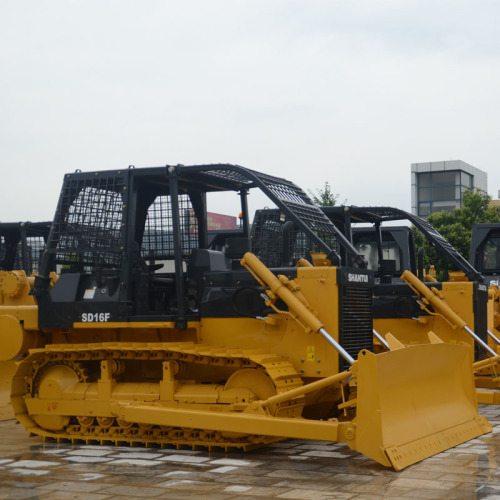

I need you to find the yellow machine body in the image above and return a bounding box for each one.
[201,266,342,378]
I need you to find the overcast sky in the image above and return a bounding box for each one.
[2,1,500,221]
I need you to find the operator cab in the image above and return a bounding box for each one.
[351,227,415,283]
[470,224,500,286]
[0,222,51,275]
[33,165,348,331]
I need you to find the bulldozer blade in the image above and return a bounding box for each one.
[354,344,492,471]
[0,361,17,420]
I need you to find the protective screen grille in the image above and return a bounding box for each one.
[197,166,339,254]
[339,286,373,367]
[51,176,125,268]
[141,194,198,260]
[253,172,339,237]
[251,209,338,267]
[250,210,286,267]
[14,236,46,274]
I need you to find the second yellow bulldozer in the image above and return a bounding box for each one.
[0,221,50,419]
[313,206,500,403]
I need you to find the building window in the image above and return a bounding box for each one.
[461,172,472,189]
[416,170,472,217]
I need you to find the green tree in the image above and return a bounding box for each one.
[308,181,344,206]
[414,189,500,280]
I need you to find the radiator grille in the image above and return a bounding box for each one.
[339,285,373,368]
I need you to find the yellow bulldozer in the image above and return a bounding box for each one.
[0,165,492,470]
[0,221,50,419]
[289,206,500,403]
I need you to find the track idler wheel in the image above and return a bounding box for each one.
[32,363,84,431]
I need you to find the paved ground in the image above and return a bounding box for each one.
[0,406,500,499]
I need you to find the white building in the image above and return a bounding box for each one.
[411,160,488,217]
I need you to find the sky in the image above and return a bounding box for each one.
[2,0,500,221]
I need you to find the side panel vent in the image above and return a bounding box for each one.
[339,285,373,370]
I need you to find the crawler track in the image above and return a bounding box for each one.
[12,342,304,450]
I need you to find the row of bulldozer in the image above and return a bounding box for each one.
[0,164,499,471]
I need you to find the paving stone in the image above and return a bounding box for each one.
[99,484,165,497]
[0,479,45,489]
[221,484,293,497]
[268,442,300,449]
[301,450,354,459]
[64,456,114,464]
[95,474,167,486]
[220,474,283,487]
[158,448,203,455]
[209,458,262,467]
[36,491,112,500]
[36,480,105,493]
[266,469,331,481]
[7,460,59,468]
[3,468,51,476]
[157,494,236,500]
[210,466,239,473]
[0,486,45,499]
[111,452,164,460]
[105,458,162,467]
[161,470,196,478]
[75,473,107,481]
[273,479,339,492]
[158,454,210,464]
[269,461,324,471]
[224,485,252,493]
[277,490,354,499]
[96,466,164,479]
[38,449,72,455]
[476,484,500,498]
[66,449,114,457]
